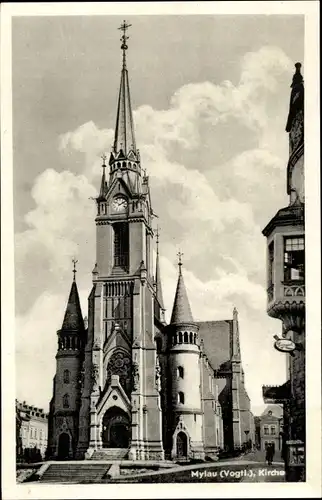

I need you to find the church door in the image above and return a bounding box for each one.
[57,433,70,460]
[176,432,188,458]
[102,407,130,448]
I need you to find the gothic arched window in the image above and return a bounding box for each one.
[63,370,70,384]
[106,349,132,396]
[113,222,129,270]
[183,332,188,343]
[63,394,70,408]
[179,332,183,343]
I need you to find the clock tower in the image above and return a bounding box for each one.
[76,21,164,460]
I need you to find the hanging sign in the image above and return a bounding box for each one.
[274,337,296,354]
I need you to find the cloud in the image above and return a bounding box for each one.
[15,45,292,411]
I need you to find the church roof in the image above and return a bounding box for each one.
[170,265,194,324]
[61,280,85,332]
[197,320,232,371]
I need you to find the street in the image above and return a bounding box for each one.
[110,450,286,483]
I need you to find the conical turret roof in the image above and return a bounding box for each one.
[61,280,84,331]
[170,264,194,324]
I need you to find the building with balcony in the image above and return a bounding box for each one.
[262,62,305,481]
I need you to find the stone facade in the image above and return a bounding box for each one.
[46,25,253,462]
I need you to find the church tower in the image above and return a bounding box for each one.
[76,21,164,461]
[165,254,205,461]
[47,263,85,459]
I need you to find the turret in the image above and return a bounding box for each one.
[49,260,85,459]
[262,63,305,335]
[166,252,204,460]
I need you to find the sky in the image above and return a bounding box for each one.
[13,14,304,415]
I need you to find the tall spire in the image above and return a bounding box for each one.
[60,262,84,331]
[170,252,194,324]
[113,20,136,156]
[155,227,164,309]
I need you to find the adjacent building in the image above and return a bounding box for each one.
[16,400,49,458]
[46,22,253,462]
[262,63,305,481]
[259,405,283,453]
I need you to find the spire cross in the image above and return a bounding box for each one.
[101,153,107,166]
[118,20,132,68]
[177,250,184,271]
[72,258,78,282]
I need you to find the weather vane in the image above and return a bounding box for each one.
[118,20,132,67]
[72,258,78,282]
[101,153,107,168]
[177,250,184,267]
[155,226,160,245]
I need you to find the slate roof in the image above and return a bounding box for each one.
[170,270,194,324]
[197,320,232,371]
[61,281,85,332]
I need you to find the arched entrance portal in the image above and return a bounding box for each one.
[57,432,70,460]
[102,407,130,448]
[176,432,188,458]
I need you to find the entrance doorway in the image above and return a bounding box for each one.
[57,432,70,460]
[176,432,188,458]
[102,406,130,448]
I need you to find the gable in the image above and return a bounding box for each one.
[197,320,232,371]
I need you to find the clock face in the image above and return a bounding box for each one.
[112,197,128,212]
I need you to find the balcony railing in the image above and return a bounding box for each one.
[283,282,305,298]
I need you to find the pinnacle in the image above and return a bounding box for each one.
[61,281,85,332]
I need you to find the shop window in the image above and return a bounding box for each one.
[284,237,305,281]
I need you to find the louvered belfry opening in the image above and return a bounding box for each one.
[113,222,129,270]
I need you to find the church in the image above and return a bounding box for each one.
[47,22,254,462]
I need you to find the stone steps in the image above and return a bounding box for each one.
[39,463,110,483]
[90,448,129,460]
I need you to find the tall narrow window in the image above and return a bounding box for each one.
[268,241,274,286]
[178,392,185,404]
[270,426,276,435]
[63,369,70,384]
[63,394,70,408]
[113,222,129,270]
[264,426,269,435]
[284,237,305,281]
[178,366,184,379]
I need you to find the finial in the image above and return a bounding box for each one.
[177,250,184,273]
[118,20,132,69]
[155,226,160,249]
[291,61,303,87]
[72,258,78,282]
[101,153,107,167]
